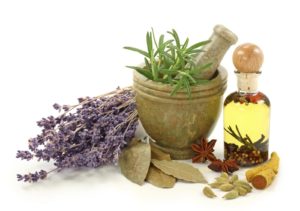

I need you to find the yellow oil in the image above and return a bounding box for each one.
[224,92,270,166]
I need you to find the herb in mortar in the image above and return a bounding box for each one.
[124,28,212,97]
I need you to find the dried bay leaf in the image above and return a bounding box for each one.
[118,142,151,185]
[146,165,176,188]
[150,145,171,161]
[151,159,207,183]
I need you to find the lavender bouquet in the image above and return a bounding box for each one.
[16,87,138,182]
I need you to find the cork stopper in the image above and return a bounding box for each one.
[233,43,264,93]
[233,43,264,73]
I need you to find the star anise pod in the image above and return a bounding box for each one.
[208,159,239,174]
[191,138,217,163]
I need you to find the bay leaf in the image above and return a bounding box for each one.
[150,145,171,161]
[118,142,151,185]
[151,159,207,183]
[146,165,176,188]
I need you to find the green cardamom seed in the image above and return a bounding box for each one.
[220,172,229,179]
[219,183,234,192]
[203,186,217,198]
[235,186,248,196]
[223,190,239,200]
[234,180,251,187]
[229,174,239,184]
[234,180,252,192]
[209,182,224,188]
[216,177,229,183]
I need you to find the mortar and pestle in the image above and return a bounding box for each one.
[133,25,238,159]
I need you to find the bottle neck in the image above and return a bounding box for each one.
[236,72,260,94]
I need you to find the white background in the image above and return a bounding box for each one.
[0,0,299,210]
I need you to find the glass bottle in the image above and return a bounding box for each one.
[224,43,270,167]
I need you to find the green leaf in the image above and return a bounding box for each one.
[168,43,176,60]
[178,71,197,84]
[155,78,169,83]
[170,80,183,96]
[154,39,174,57]
[175,49,185,68]
[188,49,204,54]
[182,77,191,98]
[151,27,158,48]
[126,66,153,80]
[186,40,211,53]
[144,57,151,69]
[190,62,213,75]
[150,52,158,80]
[146,32,153,56]
[168,29,181,48]
[162,51,174,59]
[158,35,164,47]
[182,38,189,50]
[159,68,177,75]
[123,47,149,58]
[161,52,175,64]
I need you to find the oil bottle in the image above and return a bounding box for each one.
[224,43,270,166]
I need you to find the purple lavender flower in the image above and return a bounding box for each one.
[53,103,61,111]
[16,88,138,182]
[17,170,48,183]
[16,150,33,161]
[62,105,70,112]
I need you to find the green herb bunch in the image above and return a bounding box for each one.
[124,28,212,96]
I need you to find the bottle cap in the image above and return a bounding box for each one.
[232,43,264,73]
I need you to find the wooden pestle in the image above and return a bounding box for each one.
[193,25,238,80]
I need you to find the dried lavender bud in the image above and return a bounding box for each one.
[16,150,33,161]
[62,105,70,112]
[17,170,48,183]
[16,87,138,182]
[53,103,61,111]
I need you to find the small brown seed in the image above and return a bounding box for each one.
[203,186,217,198]
[219,183,234,192]
[223,190,239,200]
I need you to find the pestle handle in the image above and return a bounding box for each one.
[193,25,238,79]
[233,43,264,73]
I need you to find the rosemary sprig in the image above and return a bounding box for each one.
[124,28,211,97]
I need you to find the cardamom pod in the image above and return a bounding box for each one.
[235,186,248,196]
[234,181,253,192]
[203,186,217,198]
[234,180,252,187]
[219,183,234,192]
[209,182,225,188]
[223,190,239,200]
[220,172,229,179]
[216,177,229,183]
[229,174,239,184]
